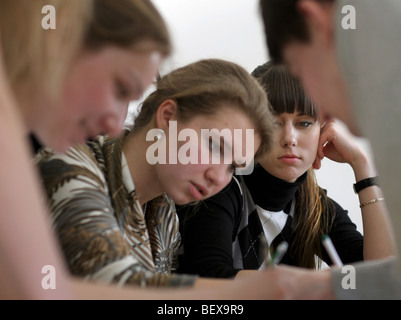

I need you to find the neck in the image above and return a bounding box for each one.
[122,128,164,205]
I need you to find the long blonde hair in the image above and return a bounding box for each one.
[293,169,334,268]
[0,0,170,102]
[0,0,91,99]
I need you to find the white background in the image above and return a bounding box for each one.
[127,0,373,233]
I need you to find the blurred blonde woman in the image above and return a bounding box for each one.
[0,0,170,299]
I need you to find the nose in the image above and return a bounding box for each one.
[281,123,297,148]
[99,115,124,137]
[99,103,128,137]
[205,163,232,190]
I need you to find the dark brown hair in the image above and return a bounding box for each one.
[251,61,317,118]
[252,61,334,269]
[85,0,171,56]
[260,0,335,63]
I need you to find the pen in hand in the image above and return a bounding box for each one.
[261,241,288,269]
[322,234,343,267]
[268,241,288,267]
[259,233,288,269]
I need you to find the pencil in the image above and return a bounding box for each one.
[266,241,288,267]
[322,234,343,267]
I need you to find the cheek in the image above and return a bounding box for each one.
[82,82,113,111]
[265,138,281,160]
[304,134,320,164]
[65,69,113,115]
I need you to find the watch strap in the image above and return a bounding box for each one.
[353,176,379,194]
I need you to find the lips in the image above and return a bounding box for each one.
[189,182,209,200]
[279,154,300,164]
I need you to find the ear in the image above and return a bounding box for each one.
[155,99,178,131]
[297,0,334,44]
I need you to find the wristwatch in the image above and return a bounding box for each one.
[353,176,379,194]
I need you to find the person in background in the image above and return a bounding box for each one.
[259,0,401,299]
[177,62,394,278]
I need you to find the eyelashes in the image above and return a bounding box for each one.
[208,137,237,173]
[297,121,313,128]
[115,79,131,100]
[115,77,141,102]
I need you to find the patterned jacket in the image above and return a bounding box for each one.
[36,131,196,287]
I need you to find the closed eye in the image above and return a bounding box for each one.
[208,137,220,153]
[115,79,131,100]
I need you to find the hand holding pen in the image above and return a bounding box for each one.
[262,241,288,268]
[269,241,289,267]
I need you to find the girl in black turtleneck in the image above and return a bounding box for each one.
[177,62,393,278]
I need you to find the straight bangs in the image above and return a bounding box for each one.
[252,62,318,120]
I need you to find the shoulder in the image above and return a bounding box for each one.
[177,176,244,223]
[35,140,109,197]
[36,138,106,175]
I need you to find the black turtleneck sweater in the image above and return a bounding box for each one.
[177,166,363,278]
[244,165,307,212]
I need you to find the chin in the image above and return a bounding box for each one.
[172,198,188,206]
[49,140,71,153]
[170,192,193,206]
[279,172,300,183]
[35,133,61,153]
[49,139,72,154]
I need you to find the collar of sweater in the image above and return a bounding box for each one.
[243,165,307,212]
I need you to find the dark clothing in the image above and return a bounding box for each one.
[177,166,363,278]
